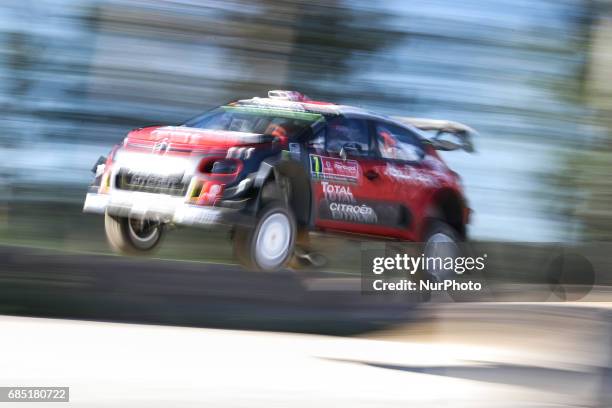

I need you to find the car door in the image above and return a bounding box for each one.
[371,121,434,240]
[307,115,408,237]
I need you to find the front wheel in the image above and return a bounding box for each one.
[104,212,164,255]
[233,201,296,272]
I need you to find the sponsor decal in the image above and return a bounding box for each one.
[232,100,339,115]
[223,105,325,120]
[319,181,378,223]
[328,202,378,224]
[197,182,224,205]
[152,127,264,144]
[321,181,354,203]
[384,163,439,187]
[310,154,359,183]
[119,169,186,194]
[318,197,410,227]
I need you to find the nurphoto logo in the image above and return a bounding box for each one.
[366,252,487,293]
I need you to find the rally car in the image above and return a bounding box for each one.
[83,90,475,272]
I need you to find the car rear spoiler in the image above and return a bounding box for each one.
[393,117,477,153]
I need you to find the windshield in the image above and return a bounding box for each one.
[184,106,322,142]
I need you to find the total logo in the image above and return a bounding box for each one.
[321,181,354,203]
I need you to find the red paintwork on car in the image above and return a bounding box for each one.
[303,100,336,105]
[114,118,467,242]
[312,144,465,241]
[125,126,276,150]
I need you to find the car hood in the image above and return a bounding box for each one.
[125,126,275,149]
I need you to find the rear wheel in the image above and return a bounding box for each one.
[104,212,164,254]
[422,220,486,301]
[423,220,462,282]
[233,201,296,271]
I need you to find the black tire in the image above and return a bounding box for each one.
[233,201,296,272]
[104,212,164,255]
[422,220,463,282]
[422,219,487,301]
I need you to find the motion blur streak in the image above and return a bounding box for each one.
[2,1,612,407]
[1,0,611,243]
[1,305,611,407]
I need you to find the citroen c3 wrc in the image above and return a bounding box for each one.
[84,90,476,272]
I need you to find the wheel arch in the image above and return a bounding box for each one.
[253,156,312,228]
[425,188,467,239]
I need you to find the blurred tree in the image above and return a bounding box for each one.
[555,1,612,240]
[283,0,405,102]
[223,0,405,102]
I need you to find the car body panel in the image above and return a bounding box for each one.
[84,91,472,242]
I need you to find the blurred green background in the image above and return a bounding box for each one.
[1,0,612,262]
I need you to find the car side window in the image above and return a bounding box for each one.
[375,122,424,162]
[307,127,326,151]
[326,117,370,156]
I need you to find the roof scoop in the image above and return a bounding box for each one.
[267,90,311,102]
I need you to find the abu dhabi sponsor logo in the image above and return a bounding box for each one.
[385,164,439,187]
[310,154,359,183]
[329,202,378,224]
[321,181,354,203]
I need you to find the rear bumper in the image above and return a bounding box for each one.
[83,191,251,227]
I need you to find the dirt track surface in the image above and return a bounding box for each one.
[2,245,612,406]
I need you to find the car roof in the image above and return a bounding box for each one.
[228,91,477,146]
[232,90,424,135]
[233,90,383,118]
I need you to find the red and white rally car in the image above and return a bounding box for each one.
[84,90,475,273]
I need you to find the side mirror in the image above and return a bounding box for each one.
[91,155,107,174]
